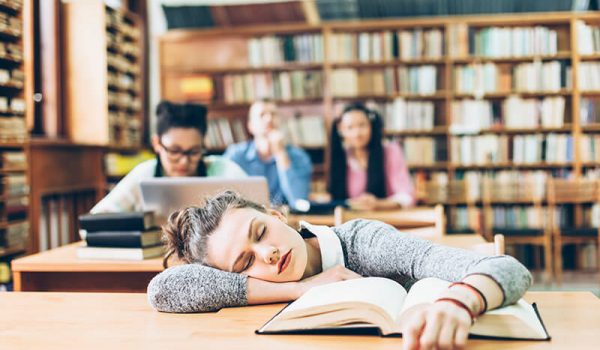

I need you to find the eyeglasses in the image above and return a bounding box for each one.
[159,140,203,162]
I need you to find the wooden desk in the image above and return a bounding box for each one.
[0,291,598,349]
[11,242,165,292]
[11,235,486,293]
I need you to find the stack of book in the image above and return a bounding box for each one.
[77,211,164,260]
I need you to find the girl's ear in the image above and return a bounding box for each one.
[266,208,288,224]
[151,135,161,153]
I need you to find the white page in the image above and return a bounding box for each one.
[281,277,407,322]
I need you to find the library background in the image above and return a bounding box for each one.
[1,0,600,294]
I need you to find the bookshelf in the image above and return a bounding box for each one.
[0,0,28,291]
[63,0,144,148]
[159,12,600,236]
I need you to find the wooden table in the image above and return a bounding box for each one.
[0,291,598,349]
[11,234,486,293]
[10,242,165,292]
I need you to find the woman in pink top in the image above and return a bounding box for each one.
[328,102,414,210]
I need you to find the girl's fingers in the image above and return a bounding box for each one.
[402,311,426,350]
[454,323,470,350]
[419,311,444,350]
[437,322,458,350]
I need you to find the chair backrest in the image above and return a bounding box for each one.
[334,205,445,237]
[469,234,505,256]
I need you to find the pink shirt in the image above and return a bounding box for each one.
[346,141,415,206]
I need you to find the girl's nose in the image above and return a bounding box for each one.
[264,247,280,264]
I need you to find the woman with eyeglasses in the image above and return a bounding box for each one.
[90,101,246,213]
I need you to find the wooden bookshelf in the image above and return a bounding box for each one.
[0,0,28,291]
[159,12,600,234]
[62,0,144,148]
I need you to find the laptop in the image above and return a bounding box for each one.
[140,177,270,225]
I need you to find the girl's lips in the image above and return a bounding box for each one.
[278,249,292,274]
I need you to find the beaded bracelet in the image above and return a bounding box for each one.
[434,298,476,324]
[449,281,488,315]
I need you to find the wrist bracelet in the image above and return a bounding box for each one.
[435,297,476,324]
[450,281,488,315]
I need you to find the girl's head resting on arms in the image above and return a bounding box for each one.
[162,191,312,282]
[152,101,208,177]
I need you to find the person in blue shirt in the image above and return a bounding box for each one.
[224,100,312,209]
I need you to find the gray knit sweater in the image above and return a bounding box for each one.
[147,219,532,313]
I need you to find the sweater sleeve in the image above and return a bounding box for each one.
[147,263,248,313]
[332,219,532,307]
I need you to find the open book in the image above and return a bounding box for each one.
[257,277,550,340]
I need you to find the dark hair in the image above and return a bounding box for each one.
[162,190,266,268]
[328,102,386,200]
[156,101,208,136]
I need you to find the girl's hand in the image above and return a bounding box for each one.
[295,265,362,299]
[399,301,472,350]
[347,193,377,211]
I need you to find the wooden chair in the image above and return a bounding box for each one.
[333,204,445,237]
[547,178,600,284]
[470,234,506,256]
[482,177,553,281]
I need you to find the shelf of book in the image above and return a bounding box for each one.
[63,0,145,147]
[0,0,29,273]
[0,246,24,259]
[160,12,600,236]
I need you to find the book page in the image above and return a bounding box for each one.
[400,277,451,315]
[282,277,408,322]
[472,300,549,339]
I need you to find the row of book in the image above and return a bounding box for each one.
[107,71,138,91]
[1,174,28,197]
[328,29,444,62]
[470,26,559,58]
[242,26,571,67]
[0,221,29,251]
[107,91,141,111]
[402,137,445,165]
[447,206,481,232]
[580,97,600,125]
[105,6,140,41]
[0,151,25,169]
[221,71,324,103]
[0,68,24,88]
[205,114,327,150]
[416,170,556,202]
[0,117,26,141]
[449,96,566,132]
[453,61,570,94]
[448,133,574,165]
[382,98,436,132]
[0,41,22,62]
[330,68,395,97]
[205,118,249,150]
[247,34,324,66]
[78,211,163,261]
[576,20,600,55]
[107,52,141,76]
[579,134,600,163]
[0,96,25,114]
[577,62,600,91]
[0,11,21,37]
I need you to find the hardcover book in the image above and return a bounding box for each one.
[79,211,155,232]
[257,277,550,340]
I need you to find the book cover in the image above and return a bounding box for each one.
[78,211,155,232]
[76,244,164,261]
[257,277,550,341]
[84,229,162,248]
